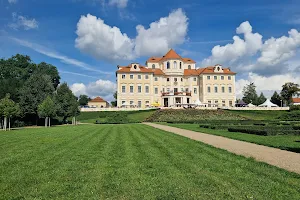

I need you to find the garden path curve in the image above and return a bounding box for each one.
[143,123,300,174]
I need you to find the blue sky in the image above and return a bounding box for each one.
[1,0,300,100]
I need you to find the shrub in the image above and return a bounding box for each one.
[228,127,268,136]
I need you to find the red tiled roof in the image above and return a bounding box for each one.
[182,58,196,63]
[90,97,107,103]
[200,66,236,74]
[292,98,300,103]
[163,49,182,59]
[146,49,195,63]
[117,66,165,75]
[147,57,162,63]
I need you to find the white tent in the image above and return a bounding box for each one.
[194,99,205,106]
[247,103,256,107]
[122,101,130,106]
[258,99,278,107]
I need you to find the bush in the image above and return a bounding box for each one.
[290,105,300,111]
[228,127,268,136]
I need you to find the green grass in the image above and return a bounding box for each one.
[225,110,287,120]
[78,109,157,123]
[1,125,300,199]
[165,123,300,153]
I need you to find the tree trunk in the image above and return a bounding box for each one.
[49,117,51,127]
[9,117,11,131]
[45,117,48,128]
[4,117,7,131]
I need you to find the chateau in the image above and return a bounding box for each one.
[116,49,236,108]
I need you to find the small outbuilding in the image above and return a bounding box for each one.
[292,98,300,106]
[88,97,109,108]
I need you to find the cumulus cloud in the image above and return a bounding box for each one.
[9,12,38,30]
[108,0,128,8]
[202,21,262,66]
[235,73,300,98]
[134,8,188,56]
[75,8,188,62]
[71,79,117,102]
[8,0,17,4]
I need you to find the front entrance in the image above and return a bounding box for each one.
[164,98,169,107]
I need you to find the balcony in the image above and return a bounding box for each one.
[161,91,191,97]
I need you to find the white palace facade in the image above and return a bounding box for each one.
[116,49,236,108]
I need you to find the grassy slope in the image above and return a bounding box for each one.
[78,110,156,123]
[225,110,287,120]
[0,125,300,199]
[165,123,300,153]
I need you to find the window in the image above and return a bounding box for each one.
[207,86,211,93]
[145,101,150,106]
[174,61,177,69]
[138,101,142,108]
[155,87,158,94]
[185,88,189,92]
[214,76,217,80]
[174,78,177,82]
[181,88,184,92]
[154,77,158,81]
[229,101,233,107]
[122,74,126,79]
[181,78,183,82]
[167,78,170,82]
[188,65,191,69]
[222,86,225,93]
[215,100,218,105]
[152,64,155,69]
[145,75,149,79]
[130,101,134,105]
[167,62,170,69]
[130,74,133,79]
[162,88,165,92]
[134,65,137,69]
[130,86,134,93]
[214,86,218,93]
[180,62,182,69]
[222,100,226,107]
[194,88,197,94]
[167,88,170,92]
[207,76,211,80]
[138,86,142,93]
[221,76,224,80]
[122,101,126,105]
[208,100,212,107]
[145,86,149,93]
[122,86,126,93]
[194,77,197,81]
[228,76,232,80]
[229,86,232,93]
[138,75,141,79]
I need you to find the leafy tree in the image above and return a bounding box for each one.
[111,91,117,107]
[257,92,267,105]
[38,96,57,127]
[242,83,258,105]
[78,95,90,106]
[271,91,282,106]
[19,74,55,120]
[55,83,79,123]
[0,94,20,131]
[280,82,300,105]
[35,62,60,89]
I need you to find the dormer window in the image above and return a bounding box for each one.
[188,65,191,69]
[167,62,170,69]
[152,64,155,69]
[174,61,177,69]
[180,62,182,69]
[134,65,137,69]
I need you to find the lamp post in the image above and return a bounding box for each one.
[280,100,283,107]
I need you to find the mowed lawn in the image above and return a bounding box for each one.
[165,123,300,153]
[0,125,300,199]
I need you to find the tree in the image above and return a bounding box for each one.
[19,74,55,122]
[242,83,258,105]
[38,96,57,127]
[35,62,60,89]
[55,83,79,123]
[271,91,282,106]
[281,82,300,105]
[257,92,267,105]
[78,95,90,106]
[111,91,117,107]
[0,94,20,131]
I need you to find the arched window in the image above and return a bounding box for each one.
[152,64,155,69]
[188,65,191,69]
[180,62,182,69]
[174,61,177,69]
[134,65,137,69]
[167,62,170,69]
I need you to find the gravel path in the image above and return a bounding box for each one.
[143,123,300,174]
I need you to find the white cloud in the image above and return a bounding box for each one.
[9,13,38,30]
[108,0,128,8]
[8,0,17,4]
[71,79,117,102]
[134,8,188,56]
[202,21,262,66]
[75,8,188,62]
[236,72,300,98]
[11,37,113,75]
[75,14,135,62]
